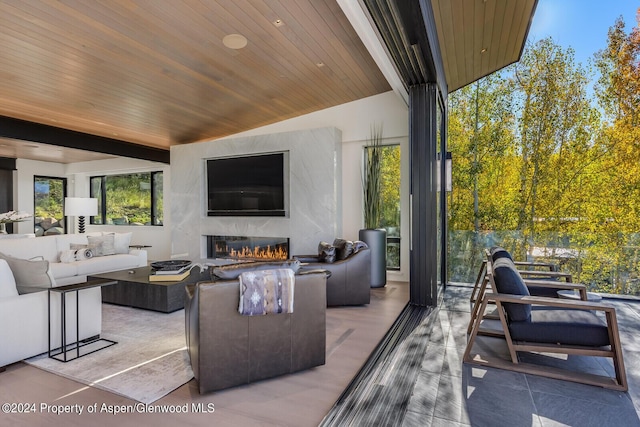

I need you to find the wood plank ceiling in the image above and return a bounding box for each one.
[0,0,537,163]
[0,0,390,159]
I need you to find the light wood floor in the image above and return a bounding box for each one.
[0,281,409,427]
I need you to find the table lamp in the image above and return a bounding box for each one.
[64,197,98,234]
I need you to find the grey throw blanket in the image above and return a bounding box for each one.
[238,269,295,316]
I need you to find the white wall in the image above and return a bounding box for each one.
[228,92,408,143]
[11,90,410,280]
[65,158,171,261]
[14,159,66,235]
[13,157,171,261]
[219,91,410,281]
[170,127,343,261]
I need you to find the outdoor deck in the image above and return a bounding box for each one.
[401,284,640,426]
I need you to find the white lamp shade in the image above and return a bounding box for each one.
[64,197,98,216]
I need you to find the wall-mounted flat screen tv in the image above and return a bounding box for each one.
[206,152,286,217]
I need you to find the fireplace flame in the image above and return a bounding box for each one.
[216,242,288,260]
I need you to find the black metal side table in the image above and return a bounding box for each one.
[48,278,118,362]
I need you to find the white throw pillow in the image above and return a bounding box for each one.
[108,232,132,254]
[0,259,18,297]
[59,250,77,263]
[87,234,116,256]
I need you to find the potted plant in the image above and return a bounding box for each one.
[360,124,387,288]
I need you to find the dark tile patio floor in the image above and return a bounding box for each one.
[402,284,640,427]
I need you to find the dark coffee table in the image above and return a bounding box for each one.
[89,265,212,313]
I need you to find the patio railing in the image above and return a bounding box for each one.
[448,230,640,296]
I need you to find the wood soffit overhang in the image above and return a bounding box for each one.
[431,0,538,93]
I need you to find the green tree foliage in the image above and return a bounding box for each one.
[512,38,601,257]
[448,72,518,233]
[379,145,400,233]
[34,177,64,220]
[105,173,153,225]
[589,10,640,293]
[448,11,640,295]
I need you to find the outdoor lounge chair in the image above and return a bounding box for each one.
[470,246,574,303]
[464,258,628,391]
[468,249,588,335]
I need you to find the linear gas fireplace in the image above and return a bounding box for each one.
[206,235,289,261]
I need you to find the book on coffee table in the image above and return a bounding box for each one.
[149,269,191,282]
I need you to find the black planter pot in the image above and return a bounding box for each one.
[359,228,387,288]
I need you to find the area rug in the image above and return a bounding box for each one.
[25,304,194,404]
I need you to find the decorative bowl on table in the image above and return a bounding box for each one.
[150,260,192,272]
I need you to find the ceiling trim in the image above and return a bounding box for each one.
[0,157,17,170]
[0,116,170,164]
[337,0,409,105]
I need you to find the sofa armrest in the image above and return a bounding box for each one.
[0,291,49,366]
[293,255,323,263]
[128,249,148,267]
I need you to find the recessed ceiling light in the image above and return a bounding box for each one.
[273,19,285,27]
[316,62,325,67]
[480,48,488,54]
[223,34,248,49]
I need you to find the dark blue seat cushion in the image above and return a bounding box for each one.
[492,258,531,322]
[509,307,610,347]
[490,246,513,262]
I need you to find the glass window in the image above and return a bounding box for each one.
[367,144,401,270]
[34,176,67,235]
[90,172,163,226]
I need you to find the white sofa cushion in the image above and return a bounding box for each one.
[55,234,89,254]
[75,254,142,275]
[0,259,18,298]
[0,235,59,262]
[49,260,79,280]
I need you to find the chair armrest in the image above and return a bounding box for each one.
[522,279,586,299]
[292,255,322,263]
[513,261,557,271]
[487,292,613,313]
[518,270,572,281]
[128,249,148,267]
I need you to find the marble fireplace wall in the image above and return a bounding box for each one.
[170,127,343,261]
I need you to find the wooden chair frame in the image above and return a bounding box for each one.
[470,250,571,303]
[467,250,587,335]
[464,268,628,391]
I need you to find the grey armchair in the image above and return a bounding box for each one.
[185,272,327,393]
[294,248,371,306]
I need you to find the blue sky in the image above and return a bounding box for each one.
[528,0,639,66]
